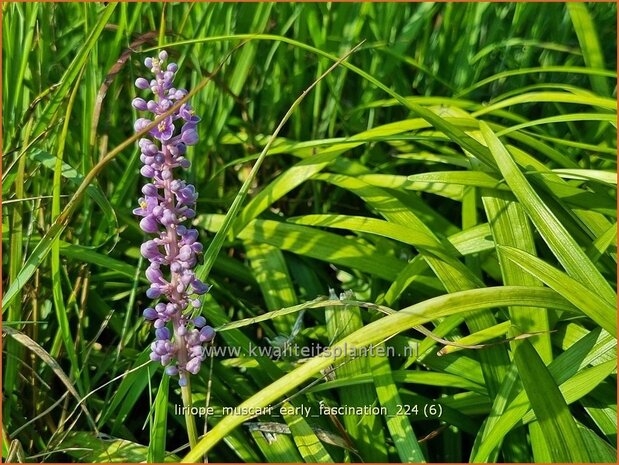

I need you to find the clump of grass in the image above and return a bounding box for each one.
[2,2,616,463]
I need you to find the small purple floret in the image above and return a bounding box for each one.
[135,77,150,89]
[200,326,216,343]
[133,50,214,385]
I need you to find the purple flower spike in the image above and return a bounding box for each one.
[133,50,213,385]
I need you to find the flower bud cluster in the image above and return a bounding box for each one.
[133,50,214,386]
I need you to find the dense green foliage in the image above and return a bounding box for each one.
[2,2,617,463]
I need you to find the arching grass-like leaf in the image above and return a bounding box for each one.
[512,337,589,462]
[181,286,576,462]
[499,245,616,335]
[480,122,616,305]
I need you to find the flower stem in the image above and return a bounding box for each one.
[180,379,199,448]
